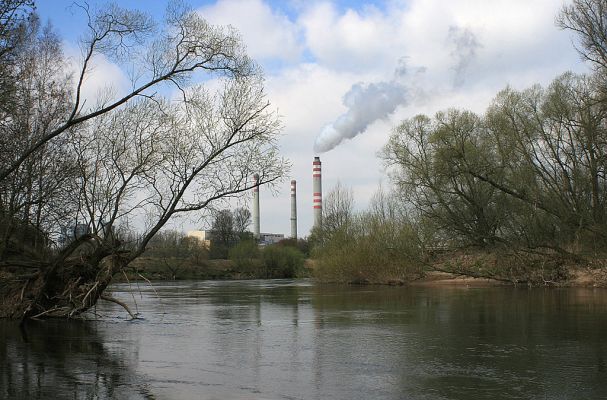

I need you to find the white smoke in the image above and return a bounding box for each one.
[313,68,408,154]
[313,25,480,154]
[448,26,481,88]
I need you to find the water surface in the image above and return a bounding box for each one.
[2,280,607,399]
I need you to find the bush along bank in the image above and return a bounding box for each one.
[311,186,607,287]
[117,242,309,282]
[313,239,607,288]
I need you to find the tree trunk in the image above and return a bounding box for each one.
[0,234,126,320]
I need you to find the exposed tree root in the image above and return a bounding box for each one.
[0,236,135,320]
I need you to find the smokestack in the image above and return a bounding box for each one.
[253,173,260,239]
[312,157,322,230]
[290,180,297,239]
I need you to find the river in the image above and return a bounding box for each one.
[2,279,607,399]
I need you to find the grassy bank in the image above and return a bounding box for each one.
[312,247,607,288]
[427,249,607,288]
[116,252,311,282]
[116,246,607,288]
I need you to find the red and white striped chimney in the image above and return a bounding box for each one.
[312,157,322,230]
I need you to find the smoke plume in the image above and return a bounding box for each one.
[313,68,408,154]
[448,26,480,88]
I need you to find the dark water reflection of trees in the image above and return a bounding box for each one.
[0,320,151,400]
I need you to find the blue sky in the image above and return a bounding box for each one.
[36,0,588,237]
[37,0,389,43]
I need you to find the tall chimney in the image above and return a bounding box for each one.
[253,173,260,239]
[290,180,297,239]
[312,157,322,230]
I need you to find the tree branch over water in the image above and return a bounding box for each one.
[0,1,288,320]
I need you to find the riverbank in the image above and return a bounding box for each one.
[426,249,607,288]
[117,251,607,288]
[409,269,607,288]
[311,248,607,288]
[116,257,314,282]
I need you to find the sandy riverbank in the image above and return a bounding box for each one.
[409,268,607,288]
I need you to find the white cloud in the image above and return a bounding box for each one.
[197,0,303,63]
[299,2,402,73]
[253,0,589,236]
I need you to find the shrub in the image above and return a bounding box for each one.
[313,217,423,284]
[261,245,305,278]
[228,240,261,276]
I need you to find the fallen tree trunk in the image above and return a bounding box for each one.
[0,235,131,320]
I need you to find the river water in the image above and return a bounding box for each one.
[2,279,607,399]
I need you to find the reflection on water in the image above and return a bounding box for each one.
[2,280,607,399]
[0,318,151,400]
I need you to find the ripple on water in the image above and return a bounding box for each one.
[2,282,607,400]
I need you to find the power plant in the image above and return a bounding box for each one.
[290,180,297,239]
[250,156,323,240]
[313,156,322,230]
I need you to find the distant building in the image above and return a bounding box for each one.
[259,233,285,246]
[186,230,212,248]
[186,230,284,247]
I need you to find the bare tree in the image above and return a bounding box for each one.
[322,182,354,238]
[0,0,33,61]
[0,16,77,258]
[0,0,34,109]
[0,3,288,320]
[557,0,607,71]
[232,207,252,237]
[0,1,254,182]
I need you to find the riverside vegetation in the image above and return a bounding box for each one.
[121,229,308,281]
[312,0,607,287]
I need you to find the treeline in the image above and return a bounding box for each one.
[129,229,308,280]
[383,71,606,254]
[314,0,607,284]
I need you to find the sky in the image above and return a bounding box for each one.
[37,0,589,238]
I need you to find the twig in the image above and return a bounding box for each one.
[31,306,62,319]
[20,278,30,301]
[431,266,515,284]
[122,269,139,315]
[61,277,81,297]
[100,294,137,319]
[82,281,99,306]
[138,272,166,316]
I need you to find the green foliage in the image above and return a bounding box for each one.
[209,242,230,260]
[381,110,509,247]
[228,239,261,274]
[314,186,424,283]
[261,245,305,278]
[229,241,306,279]
[209,207,253,259]
[381,72,607,255]
[277,237,311,257]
